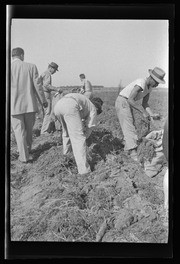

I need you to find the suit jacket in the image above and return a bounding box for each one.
[11,59,46,115]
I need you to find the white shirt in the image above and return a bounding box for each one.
[120,78,152,100]
[81,79,93,92]
[64,93,97,128]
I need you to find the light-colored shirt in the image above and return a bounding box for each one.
[40,70,52,93]
[120,78,152,100]
[64,93,97,128]
[81,79,93,93]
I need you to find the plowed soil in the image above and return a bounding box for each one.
[10,88,169,243]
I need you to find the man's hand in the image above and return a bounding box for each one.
[142,111,149,119]
[79,87,85,94]
[54,88,63,98]
[56,87,63,94]
[142,111,156,125]
[142,112,151,122]
[42,101,48,108]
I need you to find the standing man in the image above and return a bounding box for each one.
[54,93,103,175]
[40,62,62,135]
[115,67,166,161]
[11,47,48,163]
[79,73,93,99]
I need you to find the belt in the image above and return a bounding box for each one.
[118,94,128,99]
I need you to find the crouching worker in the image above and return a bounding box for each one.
[54,93,103,175]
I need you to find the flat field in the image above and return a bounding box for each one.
[10,87,169,243]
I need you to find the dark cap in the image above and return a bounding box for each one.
[12,47,24,57]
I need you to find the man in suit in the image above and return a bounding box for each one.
[40,62,62,135]
[11,47,48,163]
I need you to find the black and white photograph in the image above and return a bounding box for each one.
[6,4,174,259]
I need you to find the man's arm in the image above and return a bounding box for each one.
[32,65,47,107]
[84,107,97,138]
[142,93,160,119]
[128,85,148,117]
[43,74,60,92]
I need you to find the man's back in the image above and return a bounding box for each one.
[11,59,39,115]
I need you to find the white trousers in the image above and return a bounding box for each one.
[54,97,91,175]
[115,96,138,151]
[11,112,36,162]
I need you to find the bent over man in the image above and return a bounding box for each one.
[115,67,166,161]
[11,47,48,163]
[54,93,103,175]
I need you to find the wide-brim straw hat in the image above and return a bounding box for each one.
[148,67,165,84]
[48,62,59,71]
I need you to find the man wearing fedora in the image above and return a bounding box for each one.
[115,67,166,161]
[40,62,62,135]
[11,47,48,163]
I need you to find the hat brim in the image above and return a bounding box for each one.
[148,69,165,84]
[48,64,58,71]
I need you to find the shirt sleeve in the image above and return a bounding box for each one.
[32,65,46,103]
[42,73,52,91]
[135,79,146,90]
[86,106,97,128]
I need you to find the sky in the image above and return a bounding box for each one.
[10,19,168,88]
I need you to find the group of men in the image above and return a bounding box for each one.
[11,47,100,173]
[11,47,168,208]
